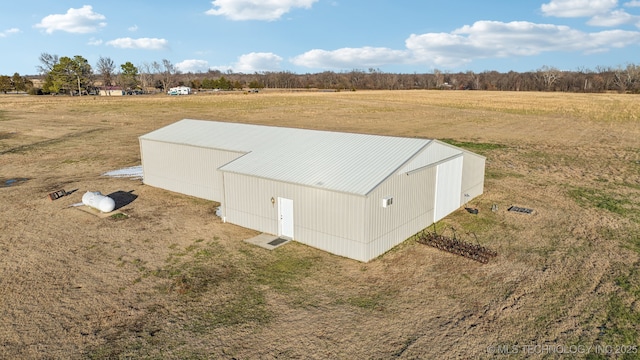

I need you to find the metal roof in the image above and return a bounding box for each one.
[140,119,462,195]
[399,140,463,174]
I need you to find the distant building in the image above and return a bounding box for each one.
[167,86,191,95]
[139,120,485,262]
[99,87,124,96]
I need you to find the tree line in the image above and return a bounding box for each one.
[1,53,639,94]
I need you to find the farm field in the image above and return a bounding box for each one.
[0,90,639,359]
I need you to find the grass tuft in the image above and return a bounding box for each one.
[601,294,640,345]
[567,186,632,216]
[188,284,271,330]
[440,139,506,154]
[253,253,318,293]
[110,213,128,220]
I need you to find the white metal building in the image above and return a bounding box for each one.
[139,119,485,262]
[99,87,124,96]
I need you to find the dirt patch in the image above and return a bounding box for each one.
[0,131,16,139]
[0,177,29,187]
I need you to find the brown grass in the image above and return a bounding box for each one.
[0,90,639,359]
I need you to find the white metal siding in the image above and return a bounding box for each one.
[364,165,437,261]
[222,172,369,261]
[140,139,243,201]
[460,152,486,205]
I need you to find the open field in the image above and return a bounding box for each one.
[0,90,639,359]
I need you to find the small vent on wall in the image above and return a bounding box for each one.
[382,196,393,208]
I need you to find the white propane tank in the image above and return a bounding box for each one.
[82,191,116,213]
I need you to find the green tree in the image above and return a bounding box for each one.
[248,80,264,89]
[190,79,202,89]
[48,59,70,94]
[120,61,139,90]
[48,56,93,95]
[11,73,27,93]
[201,78,214,89]
[218,76,231,90]
[0,75,10,93]
[71,55,93,95]
[37,53,59,94]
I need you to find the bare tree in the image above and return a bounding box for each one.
[137,62,154,93]
[537,65,561,91]
[152,59,178,92]
[37,53,59,74]
[96,56,116,87]
[348,69,365,89]
[433,69,445,88]
[622,63,639,93]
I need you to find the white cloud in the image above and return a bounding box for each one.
[175,59,211,73]
[128,25,138,32]
[233,52,283,72]
[87,38,103,46]
[205,0,319,21]
[590,28,640,48]
[542,0,640,27]
[588,9,640,25]
[404,21,640,67]
[0,28,20,38]
[105,37,168,50]
[541,0,618,17]
[291,47,408,69]
[289,20,640,71]
[34,5,106,34]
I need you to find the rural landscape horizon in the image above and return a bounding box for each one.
[2,56,640,95]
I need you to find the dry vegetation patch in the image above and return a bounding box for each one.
[0,91,638,359]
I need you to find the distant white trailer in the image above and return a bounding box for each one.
[167,86,191,95]
[100,87,125,96]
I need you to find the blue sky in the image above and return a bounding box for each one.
[1,0,640,75]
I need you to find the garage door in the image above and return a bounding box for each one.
[433,156,463,222]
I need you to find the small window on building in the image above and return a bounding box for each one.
[382,196,393,208]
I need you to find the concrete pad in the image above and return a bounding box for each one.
[244,233,291,250]
[75,205,126,219]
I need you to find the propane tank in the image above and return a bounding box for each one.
[82,191,116,213]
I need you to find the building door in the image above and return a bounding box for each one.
[433,156,463,222]
[278,197,294,239]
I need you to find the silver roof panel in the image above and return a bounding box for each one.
[141,119,441,195]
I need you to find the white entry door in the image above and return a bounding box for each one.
[278,197,294,239]
[433,156,463,222]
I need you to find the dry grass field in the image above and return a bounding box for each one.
[0,90,639,359]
